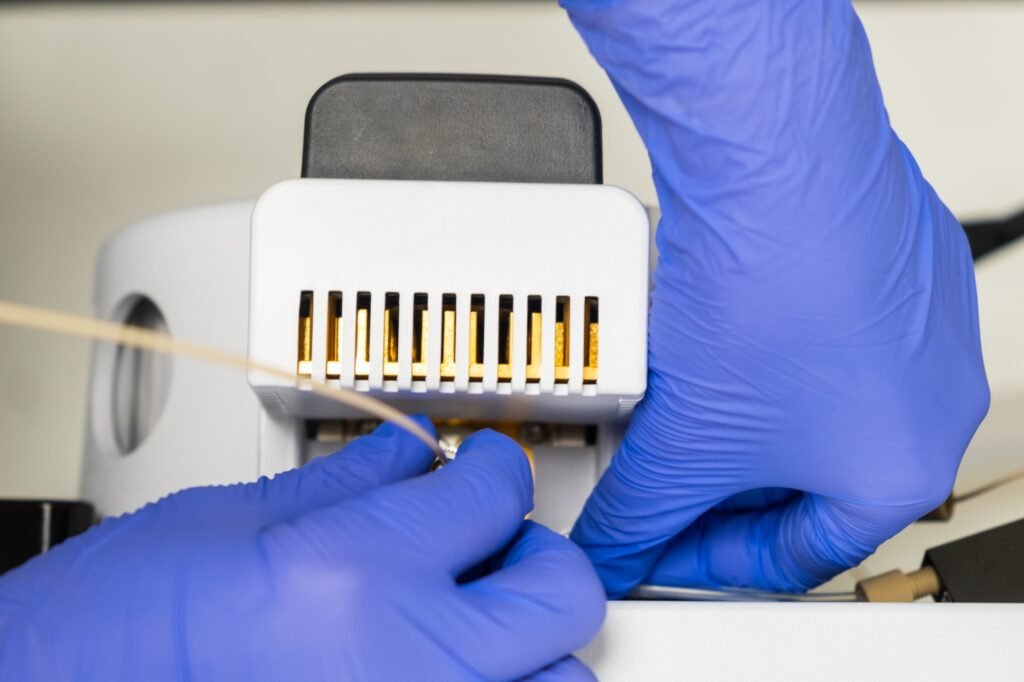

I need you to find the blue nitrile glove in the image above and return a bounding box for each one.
[564,0,989,596]
[0,420,604,680]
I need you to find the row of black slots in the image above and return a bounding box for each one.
[296,292,599,383]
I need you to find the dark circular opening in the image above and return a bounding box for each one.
[111,297,172,454]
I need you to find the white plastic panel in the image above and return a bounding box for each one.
[583,601,1024,681]
[81,202,264,516]
[248,179,649,423]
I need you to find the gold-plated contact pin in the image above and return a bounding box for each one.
[354,292,371,380]
[497,295,513,382]
[583,296,598,384]
[554,296,570,383]
[326,292,342,379]
[411,293,428,381]
[440,294,456,381]
[297,291,313,377]
[383,293,399,380]
[469,294,484,382]
[525,296,541,383]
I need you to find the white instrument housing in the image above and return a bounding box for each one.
[247,179,649,423]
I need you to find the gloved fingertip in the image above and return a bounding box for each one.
[450,429,535,516]
[457,429,533,479]
[461,520,606,664]
[292,414,438,507]
[503,522,607,631]
[501,520,553,568]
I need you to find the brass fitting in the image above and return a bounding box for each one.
[855,566,942,602]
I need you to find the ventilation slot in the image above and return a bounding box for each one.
[497,295,513,383]
[412,293,428,381]
[354,292,371,380]
[326,292,342,379]
[440,293,457,381]
[301,291,598,390]
[297,291,313,377]
[383,292,399,380]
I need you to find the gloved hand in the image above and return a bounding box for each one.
[564,0,989,596]
[0,420,604,680]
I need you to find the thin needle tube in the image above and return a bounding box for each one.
[0,300,445,462]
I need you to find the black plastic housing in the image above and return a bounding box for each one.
[963,210,1024,260]
[924,517,1024,602]
[0,500,94,574]
[302,74,602,184]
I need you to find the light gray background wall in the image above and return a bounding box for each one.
[2,2,1023,499]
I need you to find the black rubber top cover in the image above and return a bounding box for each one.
[302,74,602,184]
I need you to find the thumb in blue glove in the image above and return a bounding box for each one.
[0,419,604,680]
[565,0,989,597]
